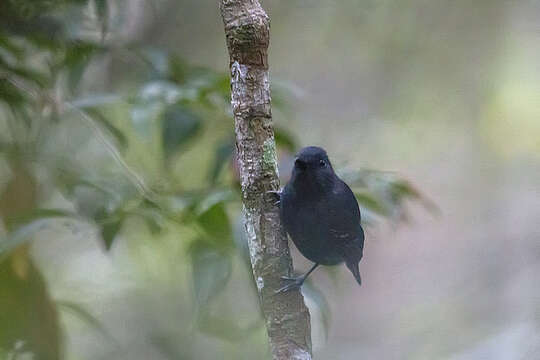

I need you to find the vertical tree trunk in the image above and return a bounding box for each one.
[219,1,312,359]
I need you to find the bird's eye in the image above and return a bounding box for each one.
[319,159,326,167]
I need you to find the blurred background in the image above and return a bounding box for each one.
[1,0,539,359]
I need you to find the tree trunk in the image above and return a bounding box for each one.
[219,1,312,359]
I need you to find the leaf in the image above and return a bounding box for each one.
[337,168,438,224]
[168,55,190,84]
[201,73,231,103]
[197,311,263,342]
[100,218,123,250]
[208,138,234,184]
[129,206,166,235]
[71,94,122,108]
[0,220,48,260]
[0,80,26,106]
[93,206,124,251]
[194,190,235,246]
[137,48,170,78]
[138,80,183,103]
[94,0,109,39]
[190,241,232,307]
[335,168,370,187]
[390,180,421,200]
[64,41,102,92]
[0,35,25,60]
[0,253,61,358]
[274,126,298,152]
[130,102,162,138]
[354,191,388,215]
[0,56,48,88]
[95,0,108,22]
[196,202,232,247]
[161,105,202,159]
[271,79,304,115]
[56,301,112,339]
[6,208,78,229]
[303,281,332,341]
[85,108,128,148]
[0,209,78,259]
[390,180,438,212]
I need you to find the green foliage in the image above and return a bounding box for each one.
[162,105,202,160]
[339,168,437,224]
[0,253,61,360]
[56,301,111,338]
[0,209,78,261]
[274,126,298,153]
[0,0,432,358]
[302,282,332,340]
[190,241,232,307]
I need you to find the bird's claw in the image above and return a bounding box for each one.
[275,275,305,294]
[266,189,282,206]
[280,275,297,281]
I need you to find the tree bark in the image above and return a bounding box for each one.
[219,1,312,359]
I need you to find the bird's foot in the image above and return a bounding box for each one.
[275,275,305,294]
[266,189,282,206]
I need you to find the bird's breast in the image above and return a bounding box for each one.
[281,195,344,264]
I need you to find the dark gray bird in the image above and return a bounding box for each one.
[276,146,364,293]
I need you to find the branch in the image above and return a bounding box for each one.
[220,1,312,359]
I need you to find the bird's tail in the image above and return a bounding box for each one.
[346,260,362,286]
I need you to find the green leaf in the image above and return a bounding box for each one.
[139,81,183,103]
[197,311,263,342]
[71,94,122,108]
[391,180,439,215]
[0,254,61,358]
[196,201,232,247]
[0,56,48,88]
[0,80,26,105]
[196,189,235,213]
[100,218,123,250]
[95,0,109,39]
[85,108,128,148]
[64,41,101,92]
[95,0,108,21]
[69,60,89,92]
[130,102,161,138]
[274,126,298,152]
[93,206,124,251]
[271,79,304,112]
[6,208,78,228]
[0,220,47,260]
[162,105,202,159]
[0,209,78,259]
[335,168,370,187]
[354,191,388,215]
[168,55,189,84]
[56,301,112,339]
[129,206,166,235]
[190,241,232,306]
[390,180,421,200]
[303,281,332,340]
[0,35,25,60]
[208,139,234,184]
[137,48,170,78]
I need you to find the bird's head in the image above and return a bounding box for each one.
[291,146,336,190]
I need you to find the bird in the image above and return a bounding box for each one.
[274,146,364,293]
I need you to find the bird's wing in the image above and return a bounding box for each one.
[326,179,362,243]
